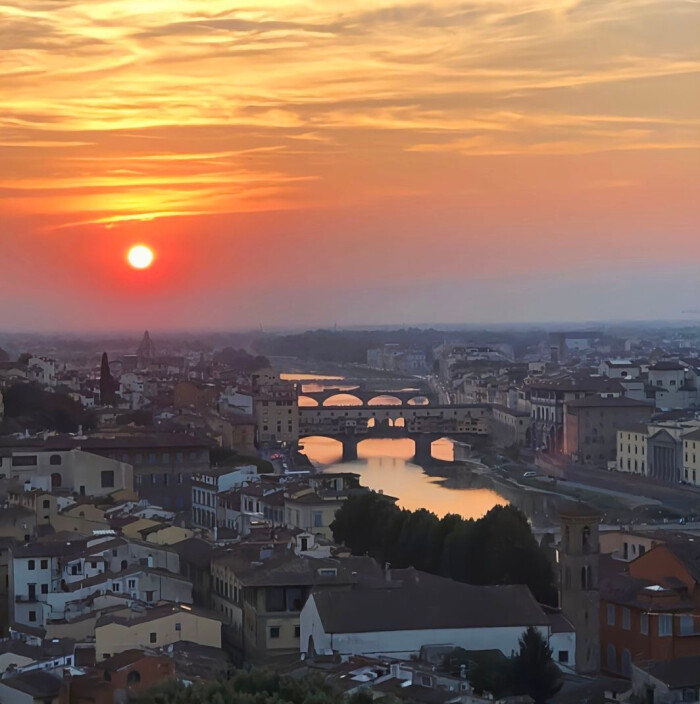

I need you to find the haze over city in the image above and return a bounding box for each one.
[2,0,699,331]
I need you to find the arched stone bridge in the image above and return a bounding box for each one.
[299,403,490,462]
[299,388,433,407]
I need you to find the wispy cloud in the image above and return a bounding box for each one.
[1,0,698,227]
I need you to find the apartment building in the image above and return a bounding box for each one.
[0,449,133,498]
[94,603,221,661]
[210,531,381,663]
[252,370,299,446]
[600,542,700,677]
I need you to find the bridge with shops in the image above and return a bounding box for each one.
[299,403,491,462]
[299,387,433,407]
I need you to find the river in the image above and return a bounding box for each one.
[300,435,508,520]
[283,371,508,520]
[281,370,569,525]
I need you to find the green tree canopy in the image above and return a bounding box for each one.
[130,668,366,704]
[512,626,563,703]
[1,382,96,433]
[331,493,555,604]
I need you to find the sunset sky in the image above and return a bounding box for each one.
[2,0,699,331]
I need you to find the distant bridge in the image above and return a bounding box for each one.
[299,388,433,407]
[299,403,490,462]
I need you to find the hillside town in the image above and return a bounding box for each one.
[1,327,700,703]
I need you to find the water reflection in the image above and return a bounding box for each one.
[281,373,345,382]
[367,394,403,406]
[431,437,455,462]
[302,436,507,520]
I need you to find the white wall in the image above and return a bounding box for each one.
[301,596,550,661]
[549,631,576,670]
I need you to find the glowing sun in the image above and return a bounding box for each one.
[127,244,154,270]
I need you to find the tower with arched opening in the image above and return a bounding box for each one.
[558,500,601,674]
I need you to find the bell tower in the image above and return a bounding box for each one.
[558,501,601,674]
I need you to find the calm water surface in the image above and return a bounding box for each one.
[302,436,508,520]
[284,372,509,520]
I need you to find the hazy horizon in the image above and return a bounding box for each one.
[2,316,700,338]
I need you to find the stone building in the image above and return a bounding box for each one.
[558,501,601,675]
[563,396,654,467]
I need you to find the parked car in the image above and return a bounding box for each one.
[523,471,537,478]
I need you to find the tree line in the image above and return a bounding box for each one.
[131,668,373,704]
[131,632,560,704]
[331,494,556,604]
[0,382,96,434]
[444,627,562,703]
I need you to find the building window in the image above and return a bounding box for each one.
[659,614,672,636]
[41,584,48,594]
[175,622,181,631]
[145,591,154,602]
[43,499,50,509]
[40,559,48,570]
[640,612,649,635]
[28,560,35,571]
[269,626,280,639]
[29,611,37,622]
[51,473,62,488]
[150,632,157,643]
[294,625,301,638]
[606,644,616,672]
[680,614,694,635]
[313,512,323,528]
[622,607,631,630]
[12,456,38,467]
[621,649,632,677]
[49,454,62,466]
[558,650,568,664]
[101,471,115,488]
[607,604,615,626]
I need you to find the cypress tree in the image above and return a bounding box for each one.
[99,352,117,406]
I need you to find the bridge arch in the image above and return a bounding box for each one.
[298,395,319,407]
[430,436,456,462]
[297,435,343,465]
[367,394,403,406]
[407,396,430,406]
[322,393,363,407]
